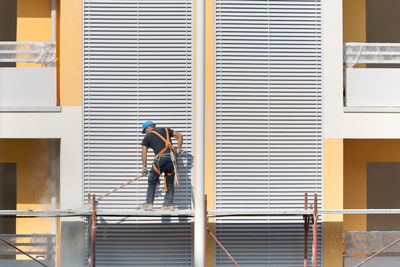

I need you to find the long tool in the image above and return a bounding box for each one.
[97,174,145,202]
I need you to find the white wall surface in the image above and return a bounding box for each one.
[346,68,400,107]
[322,0,400,138]
[0,107,82,210]
[0,68,57,107]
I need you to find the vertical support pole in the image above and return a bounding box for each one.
[88,193,92,267]
[304,193,309,267]
[204,195,208,267]
[51,0,57,42]
[194,0,205,265]
[313,194,318,267]
[50,139,58,267]
[92,195,96,267]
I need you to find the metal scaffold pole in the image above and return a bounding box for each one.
[92,195,96,267]
[194,0,205,265]
[304,193,309,267]
[313,194,318,267]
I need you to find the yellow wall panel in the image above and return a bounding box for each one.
[59,0,82,106]
[344,139,400,231]
[205,0,215,264]
[17,0,51,68]
[343,0,366,43]
[323,139,344,267]
[0,139,53,236]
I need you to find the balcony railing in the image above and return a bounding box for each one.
[0,41,58,110]
[0,234,55,267]
[345,43,400,67]
[344,43,400,110]
[343,231,400,267]
[0,42,56,66]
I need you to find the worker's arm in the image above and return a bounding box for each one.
[141,146,149,174]
[173,131,183,153]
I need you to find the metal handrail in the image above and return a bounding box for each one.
[344,42,400,67]
[0,41,56,66]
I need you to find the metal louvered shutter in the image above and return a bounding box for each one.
[83,0,193,266]
[215,0,322,266]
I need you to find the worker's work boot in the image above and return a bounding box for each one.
[141,204,153,211]
[162,205,174,211]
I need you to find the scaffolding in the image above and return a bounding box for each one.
[3,195,400,267]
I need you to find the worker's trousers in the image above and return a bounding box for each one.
[146,156,175,206]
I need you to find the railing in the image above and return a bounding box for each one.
[0,42,56,67]
[0,234,55,266]
[0,41,58,109]
[344,43,400,67]
[344,231,400,267]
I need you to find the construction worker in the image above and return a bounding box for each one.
[140,121,183,211]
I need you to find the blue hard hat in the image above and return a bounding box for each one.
[142,121,156,134]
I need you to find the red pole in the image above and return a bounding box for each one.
[92,194,96,267]
[88,193,92,267]
[355,236,400,267]
[313,194,318,267]
[304,193,309,267]
[207,228,240,267]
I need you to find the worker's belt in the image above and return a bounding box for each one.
[156,153,171,159]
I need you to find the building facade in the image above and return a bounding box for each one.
[0,0,398,266]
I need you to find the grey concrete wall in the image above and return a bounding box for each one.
[60,221,84,267]
[0,0,16,67]
[367,0,400,43]
[367,0,400,68]
[367,162,400,231]
[345,256,400,267]
[0,163,16,235]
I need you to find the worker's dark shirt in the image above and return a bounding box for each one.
[141,127,174,155]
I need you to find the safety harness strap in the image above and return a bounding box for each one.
[150,128,177,192]
[150,128,176,155]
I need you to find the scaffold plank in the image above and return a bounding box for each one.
[3,209,400,217]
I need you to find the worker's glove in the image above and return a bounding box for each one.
[177,148,183,155]
[141,167,149,176]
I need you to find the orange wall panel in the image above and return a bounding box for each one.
[59,0,82,106]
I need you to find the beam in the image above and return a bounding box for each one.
[51,0,57,42]
[194,0,205,266]
[3,208,400,218]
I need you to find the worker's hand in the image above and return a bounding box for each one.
[141,167,149,176]
[177,148,183,155]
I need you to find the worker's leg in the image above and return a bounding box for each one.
[146,167,160,204]
[163,160,175,206]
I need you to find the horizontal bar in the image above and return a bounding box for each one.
[0,234,54,238]
[346,42,400,47]
[321,209,400,214]
[208,209,314,216]
[0,59,55,63]
[0,106,61,113]
[96,209,195,217]
[344,107,400,113]
[0,210,91,217]
[2,209,400,218]
[0,41,55,45]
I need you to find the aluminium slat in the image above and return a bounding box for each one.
[215,0,322,265]
[83,0,192,265]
